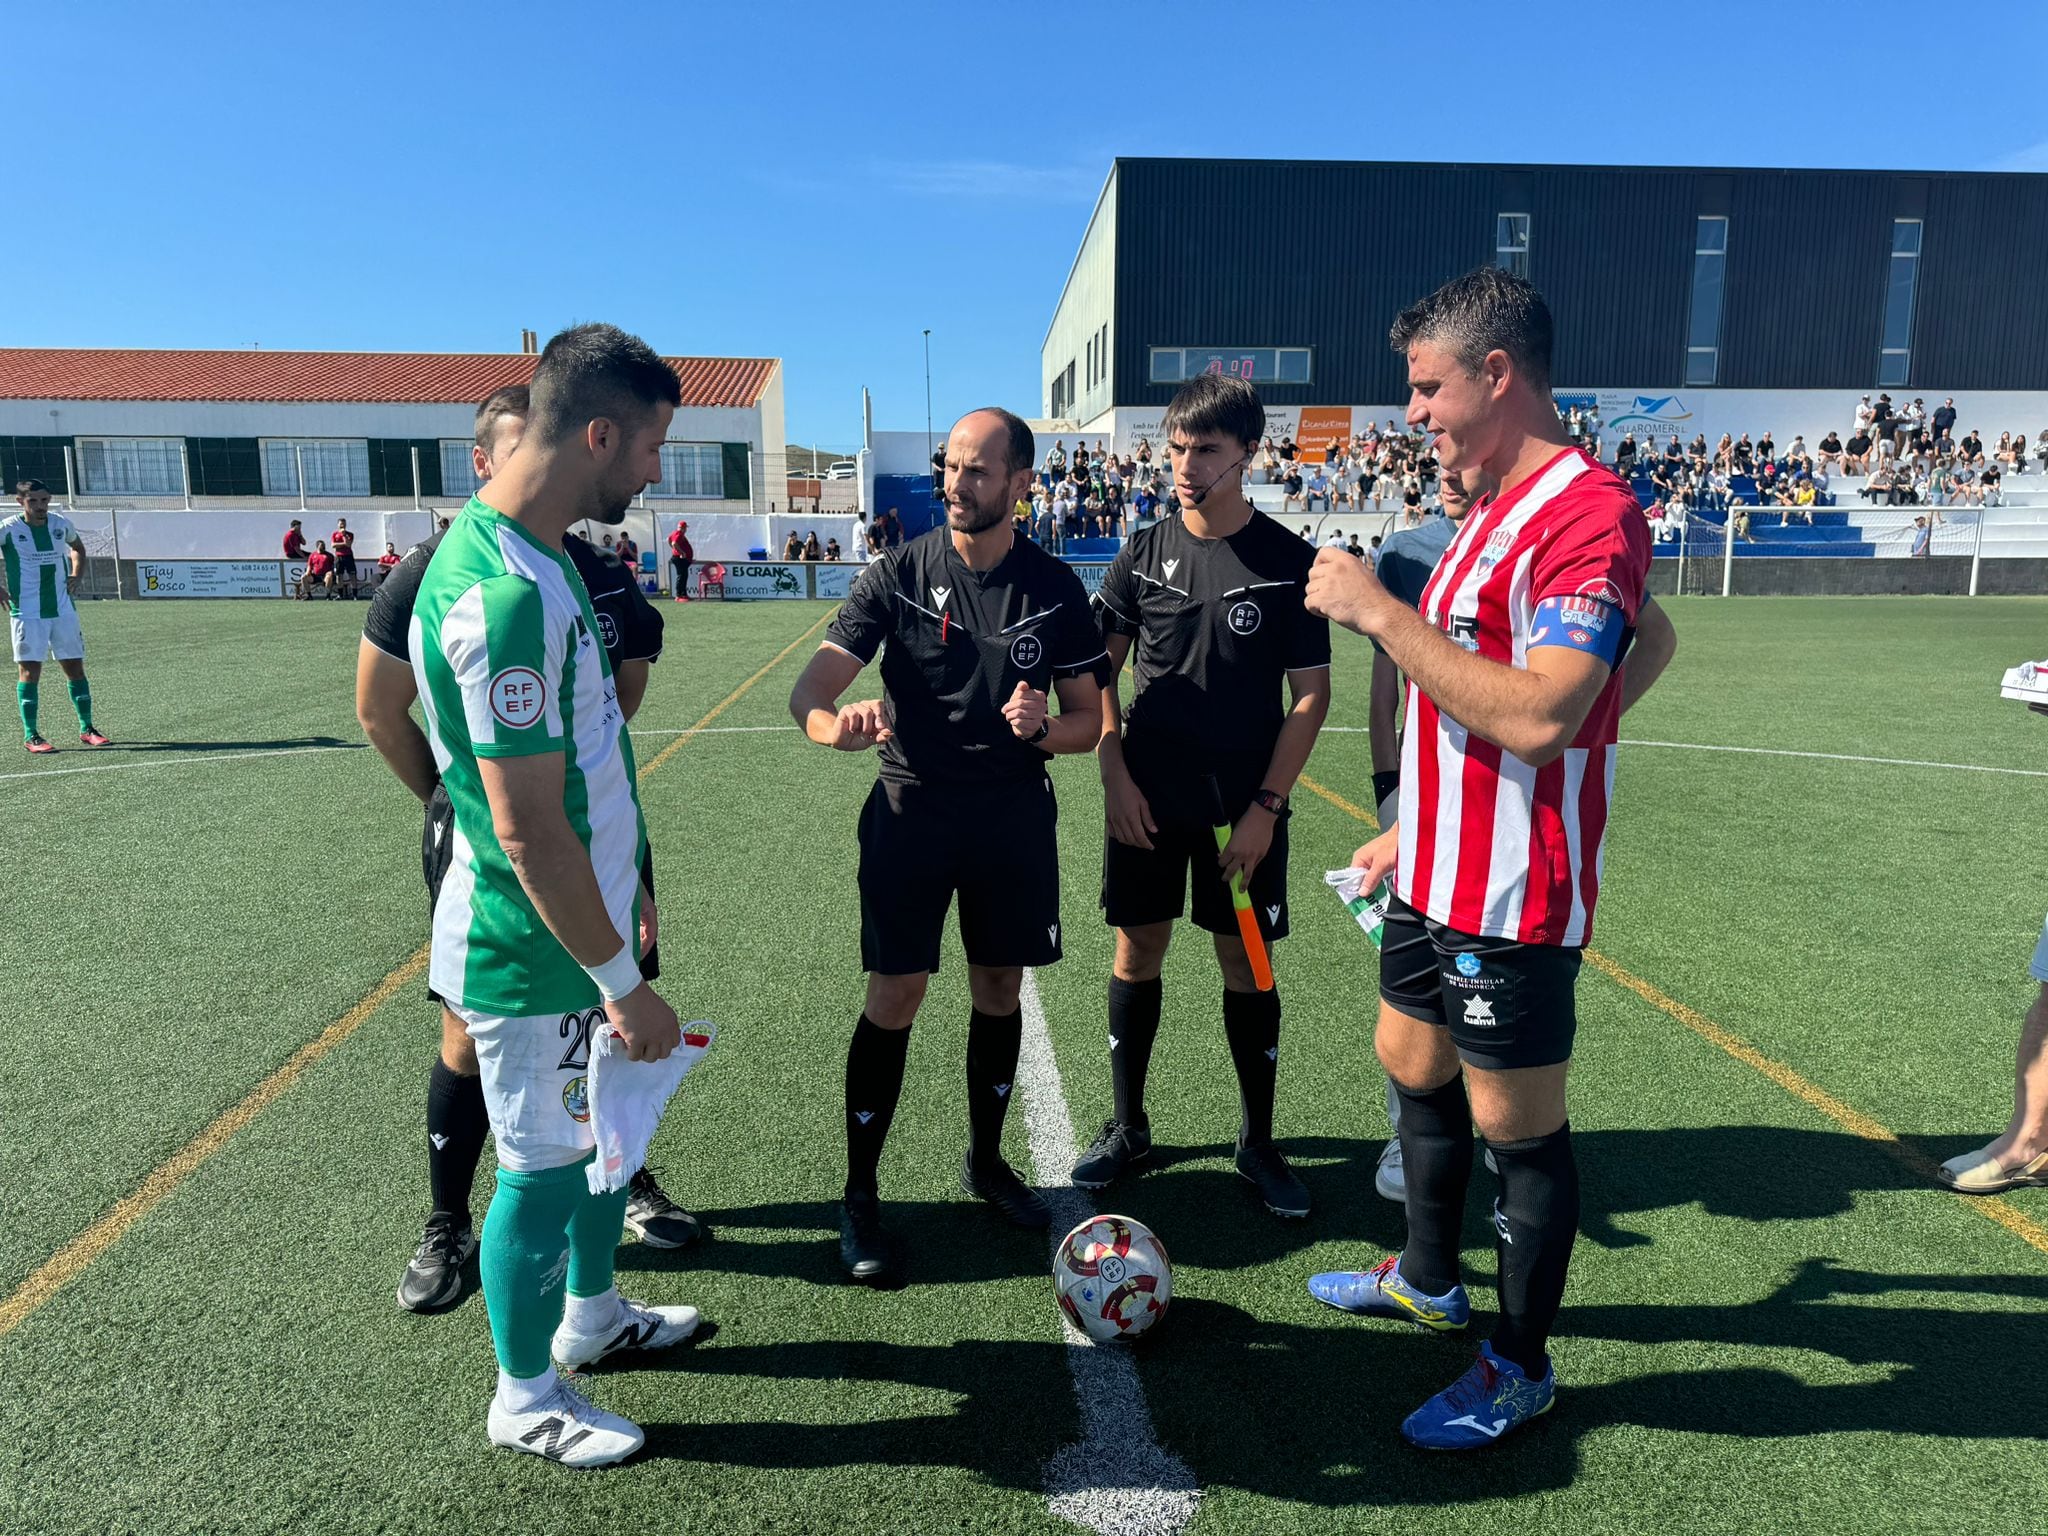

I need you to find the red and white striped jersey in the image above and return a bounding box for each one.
[1395,447,1651,946]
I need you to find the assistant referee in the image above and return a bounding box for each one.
[789,406,1108,1286]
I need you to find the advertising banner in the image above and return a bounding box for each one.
[136,561,283,598]
[811,562,861,600]
[720,562,808,600]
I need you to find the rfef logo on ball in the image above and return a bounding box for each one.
[489,666,548,728]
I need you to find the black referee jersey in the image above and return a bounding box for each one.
[1095,510,1329,796]
[825,526,1109,785]
[362,527,665,672]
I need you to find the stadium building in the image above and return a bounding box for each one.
[1042,158,2048,459]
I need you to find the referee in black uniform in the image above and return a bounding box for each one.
[1076,374,1331,1215]
[789,407,1109,1286]
[355,384,701,1315]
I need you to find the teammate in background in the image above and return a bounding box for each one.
[331,517,360,599]
[3,480,109,753]
[358,383,700,1319]
[1076,375,1332,1216]
[283,519,309,562]
[788,407,1108,1287]
[408,324,699,1467]
[376,543,401,586]
[667,519,693,601]
[300,541,335,598]
[1302,268,1654,1451]
[1364,468,1679,1202]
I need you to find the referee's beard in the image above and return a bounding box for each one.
[945,493,1009,536]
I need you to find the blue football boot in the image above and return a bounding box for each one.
[1307,1254,1470,1332]
[1401,1340,1556,1450]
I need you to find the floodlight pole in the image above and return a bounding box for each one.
[1968,502,1989,597]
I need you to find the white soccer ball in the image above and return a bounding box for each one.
[1053,1214,1172,1342]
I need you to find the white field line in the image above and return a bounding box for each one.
[1016,967,1200,1536]
[1317,727,2048,778]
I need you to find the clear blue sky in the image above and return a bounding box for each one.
[9,1,2045,449]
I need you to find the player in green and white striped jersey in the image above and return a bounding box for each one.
[2,479,109,753]
[410,325,696,1468]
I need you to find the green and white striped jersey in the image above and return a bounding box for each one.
[1,512,79,619]
[410,497,647,1015]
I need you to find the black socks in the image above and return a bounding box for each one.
[844,1014,912,1196]
[965,1006,1023,1168]
[1392,1076,1476,1296]
[1221,987,1282,1145]
[1106,975,1163,1126]
[1487,1123,1580,1377]
[426,1058,490,1225]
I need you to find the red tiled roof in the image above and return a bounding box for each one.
[0,348,777,409]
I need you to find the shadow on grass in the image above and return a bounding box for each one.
[80,735,358,754]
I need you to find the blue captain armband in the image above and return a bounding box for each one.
[1528,594,1625,665]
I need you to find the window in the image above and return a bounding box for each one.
[1147,347,1313,385]
[77,437,184,496]
[1098,323,1108,388]
[1086,335,1094,390]
[1495,213,1530,278]
[1878,218,1921,387]
[440,440,483,499]
[261,439,370,497]
[648,442,724,499]
[1685,216,1729,386]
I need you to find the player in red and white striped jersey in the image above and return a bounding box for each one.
[1303,267,1665,1450]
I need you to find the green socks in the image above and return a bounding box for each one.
[477,1157,631,1378]
[17,681,35,742]
[68,677,92,732]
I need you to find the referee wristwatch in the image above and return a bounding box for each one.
[1250,789,1288,816]
[1028,718,1051,744]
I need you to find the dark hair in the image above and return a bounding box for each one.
[14,478,48,497]
[956,407,1036,475]
[1161,373,1265,450]
[474,383,530,451]
[527,324,680,447]
[1390,266,1553,391]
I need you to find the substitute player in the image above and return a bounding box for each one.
[3,480,109,753]
[411,324,697,1467]
[1302,268,1654,1450]
[788,407,1107,1286]
[358,384,701,1316]
[1075,374,1331,1216]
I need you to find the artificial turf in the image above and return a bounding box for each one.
[1,593,2043,1535]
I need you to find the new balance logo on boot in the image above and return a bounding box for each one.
[520,1417,594,1461]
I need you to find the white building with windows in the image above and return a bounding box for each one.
[0,347,786,565]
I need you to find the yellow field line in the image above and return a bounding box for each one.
[1296,771,2048,1260]
[0,606,836,1342]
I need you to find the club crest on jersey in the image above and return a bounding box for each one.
[562,1075,591,1123]
[596,611,619,649]
[488,666,548,728]
[1011,631,1044,669]
[1227,600,1262,636]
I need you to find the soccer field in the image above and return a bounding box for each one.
[3,594,2044,1536]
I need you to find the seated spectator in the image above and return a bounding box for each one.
[1952,463,1979,507]
[282,519,309,561]
[1782,480,1817,526]
[2036,429,2048,470]
[1644,497,1669,540]
[1046,439,1068,485]
[2012,430,2030,474]
[1705,466,1732,512]
[1687,433,1709,473]
[1961,430,1985,466]
[1402,479,1424,521]
[1816,431,1843,473]
[1324,527,1347,549]
[1733,434,1755,473]
[1982,462,2004,506]
[1281,465,1306,516]
[1615,432,1638,474]
[297,541,335,599]
[802,531,823,561]
[1712,432,1734,471]
[1278,434,1298,465]
[1784,434,1807,465]
[1306,466,1330,510]
[1347,534,1365,559]
[1756,432,1776,465]
[1996,432,2019,471]
[783,531,804,560]
[1083,491,1106,537]
[1810,461,1831,498]
[376,543,401,585]
[1843,429,1872,474]
[1862,465,1895,503]
[824,537,842,561]
[1367,534,1384,565]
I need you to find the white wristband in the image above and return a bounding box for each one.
[585,942,643,1003]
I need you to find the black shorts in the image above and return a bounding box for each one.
[1376,892,1581,1071]
[857,773,1063,975]
[1101,769,1290,941]
[422,782,659,1003]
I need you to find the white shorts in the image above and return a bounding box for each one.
[11,609,84,663]
[451,1000,606,1172]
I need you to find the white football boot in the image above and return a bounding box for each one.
[487,1377,644,1468]
[552,1295,701,1371]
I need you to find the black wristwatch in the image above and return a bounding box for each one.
[1251,788,1288,816]
[1029,719,1051,745]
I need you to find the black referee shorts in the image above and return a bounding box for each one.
[857,773,1064,976]
[1101,769,1290,942]
[421,783,658,1006]
[1376,892,1581,1071]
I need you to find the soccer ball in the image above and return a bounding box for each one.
[1053,1214,1172,1342]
